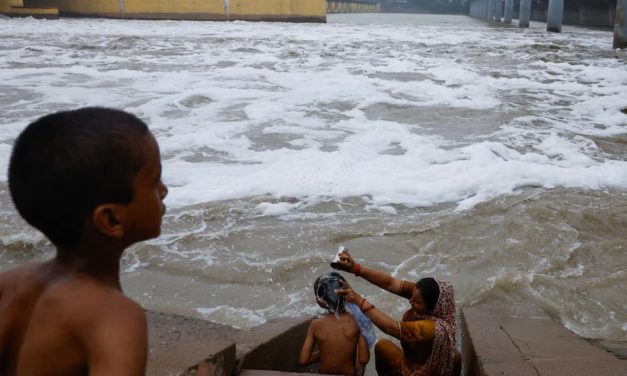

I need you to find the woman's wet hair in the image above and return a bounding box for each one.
[8,107,149,247]
[314,272,346,313]
[415,277,440,313]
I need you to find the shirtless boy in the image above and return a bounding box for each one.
[0,108,168,376]
[299,272,370,376]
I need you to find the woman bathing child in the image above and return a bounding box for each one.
[299,272,375,376]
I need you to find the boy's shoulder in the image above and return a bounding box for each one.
[0,262,47,302]
[0,262,147,375]
[38,271,146,333]
[313,312,357,329]
[0,261,146,333]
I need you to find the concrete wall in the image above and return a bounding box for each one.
[145,310,317,376]
[1,0,58,17]
[231,0,326,21]
[1,0,326,22]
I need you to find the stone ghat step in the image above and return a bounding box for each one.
[146,310,318,376]
[241,371,327,376]
[147,305,626,376]
[461,304,627,376]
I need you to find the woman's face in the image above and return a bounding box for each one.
[410,286,428,315]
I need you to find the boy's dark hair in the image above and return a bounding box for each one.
[8,107,149,248]
[314,272,346,313]
[415,277,440,313]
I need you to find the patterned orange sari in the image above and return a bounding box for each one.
[374,279,456,376]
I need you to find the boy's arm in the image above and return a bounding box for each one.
[298,321,319,366]
[356,334,369,365]
[85,299,148,376]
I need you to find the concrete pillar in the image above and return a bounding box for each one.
[519,0,531,27]
[547,0,564,32]
[615,0,627,48]
[504,0,512,24]
[489,0,495,20]
[494,0,501,21]
[118,0,125,17]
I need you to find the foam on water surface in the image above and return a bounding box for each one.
[1,16,626,212]
[0,14,625,340]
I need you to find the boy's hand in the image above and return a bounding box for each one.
[331,249,357,274]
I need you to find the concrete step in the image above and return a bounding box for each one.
[241,371,326,376]
[461,305,627,376]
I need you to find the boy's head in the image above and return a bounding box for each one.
[8,107,166,248]
[314,272,346,313]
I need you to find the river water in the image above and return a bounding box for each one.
[0,14,625,342]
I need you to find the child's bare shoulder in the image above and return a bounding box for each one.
[0,262,41,287]
[45,274,146,331]
[18,273,146,374]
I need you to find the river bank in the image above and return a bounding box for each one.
[146,295,627,375]
[1,13,625,347]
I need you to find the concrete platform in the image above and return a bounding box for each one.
[241,371,324,376]
[146,310,239,376]
[146,310,319,376]
[461,303,627,376]
[147,303,626,376]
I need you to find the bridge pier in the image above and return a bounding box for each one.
[547,0,564,32]
[503,0,512,24]
[486,0,495,21]
[495,0,502,22]
[615,0,627,48]
[519,0,531,27]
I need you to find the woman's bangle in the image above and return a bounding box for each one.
[354,263,361,277]
[363,304,375,314]
[359,298,367,311]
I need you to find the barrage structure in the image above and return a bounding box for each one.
[0,0,328,22]
[468,0,627,48]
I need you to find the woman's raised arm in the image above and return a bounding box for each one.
[331,249,403,296]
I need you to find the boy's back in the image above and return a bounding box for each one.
[0,261,147,376]
[310,313,365,376]
[299,272,370,376]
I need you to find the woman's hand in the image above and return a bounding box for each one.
[331,248,358,275]
[335,279,364,306]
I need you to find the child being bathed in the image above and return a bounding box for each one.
[299,272,375,376]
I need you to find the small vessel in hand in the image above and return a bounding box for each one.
[330,245,347,268]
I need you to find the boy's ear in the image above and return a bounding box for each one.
[92,204,127,239]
